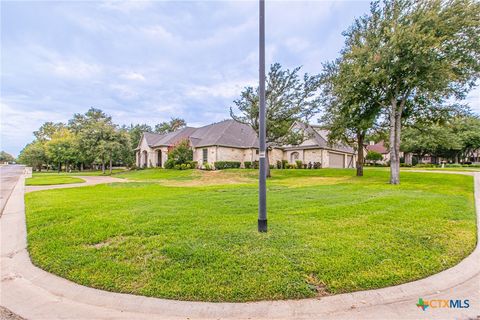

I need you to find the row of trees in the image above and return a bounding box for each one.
[319,0,480,183]
[401,115,480,163]
[18,108,187,173]
[231,0,479,184]
[0,151,15,163]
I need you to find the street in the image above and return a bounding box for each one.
[0,165,24,217]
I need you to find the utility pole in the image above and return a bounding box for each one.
[258,0,267,232]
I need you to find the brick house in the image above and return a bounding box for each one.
[135,120,357,169]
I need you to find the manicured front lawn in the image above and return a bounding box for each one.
[25,175,85,186]
[25,169,476,302]
[32,169,127,176]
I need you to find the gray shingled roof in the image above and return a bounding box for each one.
[285,122,355,154]
[137,127,196,149]
[153,127,197,147]
[311,126,355,153]
[189,120,258,148]
[137,120,353,153]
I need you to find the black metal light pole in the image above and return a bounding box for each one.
[258,0,267,232]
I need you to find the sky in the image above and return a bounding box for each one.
[1,1,479,157]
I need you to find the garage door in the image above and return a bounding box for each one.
[346,155,354,168]
[329,152,345,168]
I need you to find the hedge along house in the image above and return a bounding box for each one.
[135,119,356,169]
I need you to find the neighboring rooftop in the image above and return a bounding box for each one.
[366,140,388,154]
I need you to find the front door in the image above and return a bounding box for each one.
[157,151,162,167]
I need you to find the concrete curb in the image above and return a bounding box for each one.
[1,173,479,319]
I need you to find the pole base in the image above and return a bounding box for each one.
[258,219,267,232]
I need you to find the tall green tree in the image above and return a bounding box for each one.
[340,0,480,184]
[231,63,322,177]
[45,128,78,172]
[319,60,382,176]
[34,122,65,142]
[68,108,116,169]
[124,123,153,150]
[18,141,47,171]
[155,118,186,134]
[401,125,462,161]
[0,151,15,163]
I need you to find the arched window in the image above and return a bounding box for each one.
[290,152,299,163]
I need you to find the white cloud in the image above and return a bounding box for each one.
[0,102,68,156]
[120,71,146,81]
[99,1,153,13]
[50,59,102,79]
[186,79,256,100]
[109,84,139,100]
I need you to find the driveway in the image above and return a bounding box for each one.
[25,175,126,193]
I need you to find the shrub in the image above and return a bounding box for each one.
[366,151,383,164]
[244,161,252,169]
[313,162,322,169]
[252,161,259,169]
[282,160,288,169]
[164,158,175,169]
[189,161,198,169]
[307,162,313,169]
[269,164,275,169]
[214,161,241,169]
[276,160,282,169]
[169,140,193,165]
[445,163,462,168]
[295,160,303,169]
[303,163,308,169]
[414,163,437,168]
[203,163,213,170]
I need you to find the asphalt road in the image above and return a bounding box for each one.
[0,165,24,217]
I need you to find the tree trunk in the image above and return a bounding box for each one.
[80,163,84,171]
[356,132,365,177]
[109,157,113,175]
[102,161,105,174]
[58,162,61,173]
[404,153,412,166]
[389,99,404,185]
[265,148,271,178]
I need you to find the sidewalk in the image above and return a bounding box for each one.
[1,173,479,319]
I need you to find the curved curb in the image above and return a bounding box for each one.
[1,173,479,319]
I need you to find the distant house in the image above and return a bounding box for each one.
[135,119,356,169]
[366,140,390,164]
[365,140,413,164]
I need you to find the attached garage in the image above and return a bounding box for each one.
[346,155,354,168]
[329,152,345,168]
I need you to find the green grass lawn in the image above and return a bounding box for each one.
[25,175,85,186]
[32,169,127,176]
[25,168,477,302]
[402,167,480,172]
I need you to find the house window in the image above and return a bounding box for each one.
[290,152,300,163]
[202,148,208,163]
[256,150,259,155]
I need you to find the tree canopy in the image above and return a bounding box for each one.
[0,151,16,163]
[231,63,322,176]
[155,118,187,134]
[322,0,480,183]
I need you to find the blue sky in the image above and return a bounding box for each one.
[1,1,479,156]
